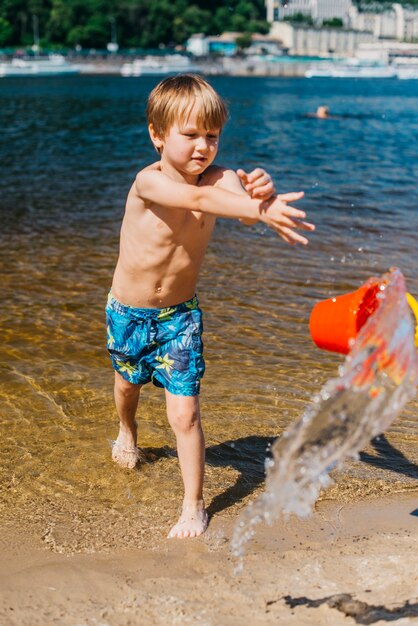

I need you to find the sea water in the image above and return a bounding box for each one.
[0,77,417,552]
[231,268,418,557]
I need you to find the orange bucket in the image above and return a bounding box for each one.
[309,282,381,354]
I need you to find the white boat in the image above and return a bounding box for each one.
[305,59,397,79]
[395,66,418,80]
[121,54,199,77]
[0,55,80,78]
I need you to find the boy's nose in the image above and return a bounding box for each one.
[195,137,209,151]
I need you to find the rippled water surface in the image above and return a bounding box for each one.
[1,76,417,552]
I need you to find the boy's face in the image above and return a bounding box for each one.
[149,104,220,181]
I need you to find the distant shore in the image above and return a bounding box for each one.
[74,55,312,77]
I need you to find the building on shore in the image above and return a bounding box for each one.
[266,0,418,42]
[266,0,353,26]
[356,40,418,63]
[270,21,375,57]
[348,3,418,42]
[186,32,286,57]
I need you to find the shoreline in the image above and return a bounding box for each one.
[2,491,417,625]
[74,57,312,78]
[0,53,318,77]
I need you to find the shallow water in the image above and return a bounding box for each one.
[0,76,417,552]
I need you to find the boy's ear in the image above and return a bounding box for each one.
[148,123,163,153]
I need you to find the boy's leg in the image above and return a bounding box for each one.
[112,371,142,469]
[165,390,207,539]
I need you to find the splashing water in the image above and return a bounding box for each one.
[231,268,418,559]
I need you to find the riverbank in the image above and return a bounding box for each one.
[75,55,312,77]
[0,52,315,77]
[1,493,417,626]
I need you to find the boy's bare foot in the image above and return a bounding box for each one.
[112,441,144,469]
[112,421,144,469]
[167,501,208,539]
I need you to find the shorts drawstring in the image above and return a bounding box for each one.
[146,318,153,343]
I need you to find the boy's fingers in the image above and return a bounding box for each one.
[236,168,248,182]
[280,205,307,220]
[247,167,265,183]
[281,206,314,229]
[298,220,315,231]
[283,217,315,231]
[246,177,272,194]
[278,227,309,246]
[277,216,309,230]
[251,183,275,198]
[289,231,309,245]
[277,191,304,202]
[283,216,315,231]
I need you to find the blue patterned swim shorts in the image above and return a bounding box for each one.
[105,293,205,396]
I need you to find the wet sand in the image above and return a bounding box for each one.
[1,493,417,626]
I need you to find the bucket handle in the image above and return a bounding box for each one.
[407,293,418,348]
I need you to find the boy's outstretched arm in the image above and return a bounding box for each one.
[136,169,314,245]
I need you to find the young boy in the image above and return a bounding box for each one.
[106,74,314,540]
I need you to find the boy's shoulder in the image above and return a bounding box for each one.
[136,161,161,178]
[199,165,242,190]
[134,161,164,193]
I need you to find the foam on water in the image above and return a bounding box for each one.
[231,268,418,559]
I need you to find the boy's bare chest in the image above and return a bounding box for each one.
[151,207,216,244]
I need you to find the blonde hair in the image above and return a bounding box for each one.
[146,73,228,138]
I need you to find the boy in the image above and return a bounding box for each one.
[106,74,314,539]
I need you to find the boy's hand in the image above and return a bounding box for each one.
[237,168,275,200]
[259,191,315,245]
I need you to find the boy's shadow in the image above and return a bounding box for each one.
[143,433,418,518]
[145,435,275,517]
[205,436,276,517]
[360,434,418,480]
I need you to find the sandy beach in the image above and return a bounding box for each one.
[1,492,417,626]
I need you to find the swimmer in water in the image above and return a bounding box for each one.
[306,106,339,120]
[315,105,330,118]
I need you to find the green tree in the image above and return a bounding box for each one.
[0,0,290,48]
[283,12,314,26]
[0,16,13,44]
[235,31,252,50]
[67,15,109,47]
[173,5,212,43]
[322,17,343,28]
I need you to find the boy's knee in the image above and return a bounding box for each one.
[114,373,140,398]
[168,407,200,435]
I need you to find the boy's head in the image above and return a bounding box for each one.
[146,74,228,152]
